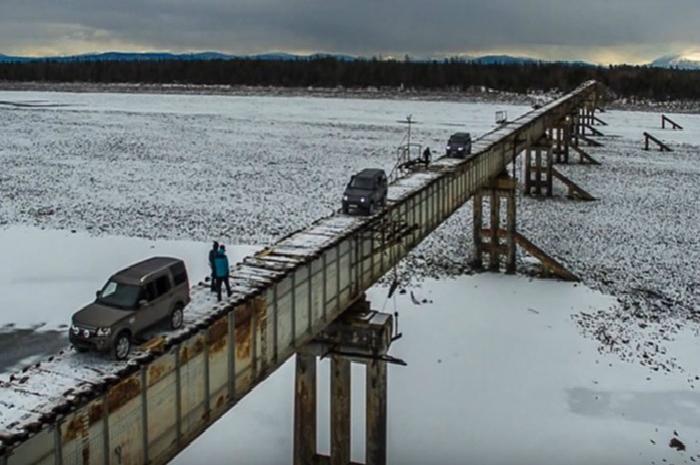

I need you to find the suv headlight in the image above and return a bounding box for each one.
[96,327,111,337]
[343,195,348,201]
[360,197,366,203]
[70,325,79,335]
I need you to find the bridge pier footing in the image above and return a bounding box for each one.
[293,299,394,465]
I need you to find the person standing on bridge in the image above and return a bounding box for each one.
[423,146,431,165]
[208,241,219,292]
[214,244,232,302]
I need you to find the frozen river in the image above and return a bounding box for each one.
[1,90,699,464]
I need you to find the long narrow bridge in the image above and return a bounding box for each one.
[0,80,603,465]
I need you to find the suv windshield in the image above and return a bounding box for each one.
[350,177,374,190]
[98,280,141,309]
[449,136,469,144]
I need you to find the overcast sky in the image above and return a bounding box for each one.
[1,0,699,64]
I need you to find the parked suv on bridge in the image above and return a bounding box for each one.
[69,257,191,360]
[342,168,388,216]
[445,132,472,158]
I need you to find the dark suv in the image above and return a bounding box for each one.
[446,132,472,158]
[342,168,388,215]
[70,257,191,360]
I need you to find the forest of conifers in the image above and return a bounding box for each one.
[1,57,699,100]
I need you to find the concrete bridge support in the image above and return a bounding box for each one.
[472,174,517,274]
[293,300,393,465]
[523,137,553,197]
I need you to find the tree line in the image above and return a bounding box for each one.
[1,57,699,101]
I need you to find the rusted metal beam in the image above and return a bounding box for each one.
[366,360,388,465]
[330,357,351,465]
[294,354,317,465]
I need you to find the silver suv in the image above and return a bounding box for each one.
[69,257,191,360]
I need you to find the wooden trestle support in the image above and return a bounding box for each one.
[472,172,581,281]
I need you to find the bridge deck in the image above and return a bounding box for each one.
[0,81,599,465]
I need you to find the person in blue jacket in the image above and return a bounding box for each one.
[214,244,232,302]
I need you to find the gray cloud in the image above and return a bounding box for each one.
[1,0,698,63]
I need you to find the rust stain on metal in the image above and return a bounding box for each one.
[148,359,174,388]
[148,363,166,387]
[235,303,253,360]
[88,401,104,425]
[208,316,228,354]
[181,336,205,364]
[216,394,225,409]
[63,414,87,442]
[107,376,142,413]
[254,297,268,373]
[141,336,166,354]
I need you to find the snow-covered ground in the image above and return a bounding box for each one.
[173,276,700,465]
[398,109,700,371]
[1,90,699,463]
[0,91,528,244]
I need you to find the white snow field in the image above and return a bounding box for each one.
[1,90,699,463]
[0,226,255,329]
[0,91,528,244]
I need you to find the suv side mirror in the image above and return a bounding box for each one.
[95,290,101,299]
[138,299,148,308]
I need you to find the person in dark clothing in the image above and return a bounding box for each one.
[422,146,431,165]
[208,241,219,292]
[213,244,232,302]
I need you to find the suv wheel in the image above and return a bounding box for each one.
[112,332,131,360]
[170,304,184,330]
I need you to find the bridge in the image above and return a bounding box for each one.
[0,80,604,465]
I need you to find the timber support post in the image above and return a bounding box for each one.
[661,114,683,130]
[552,119,570,164]
[294,353,318,465]
[294,298,395,465]
[471,173,581,280]
[643,132,672,152]
[472,174,517,274]
[523,136,553,197]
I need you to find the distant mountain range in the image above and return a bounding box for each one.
[0,51,588,65]
[650,54,700,70]
[0,51,357,64]
[1,51,699,69]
